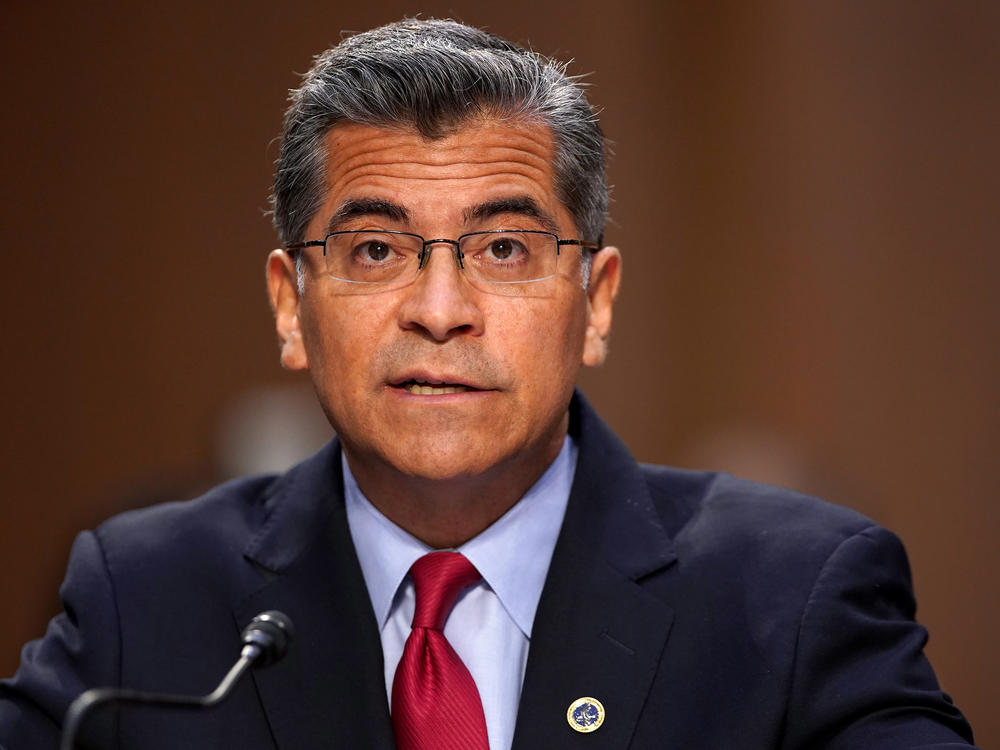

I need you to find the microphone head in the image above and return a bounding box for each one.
[241,610,294,668]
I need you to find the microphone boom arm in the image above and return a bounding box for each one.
[59,611,293,750]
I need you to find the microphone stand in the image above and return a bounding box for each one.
[60,611,292,750]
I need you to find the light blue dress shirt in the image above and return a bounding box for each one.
[343,436,577,750]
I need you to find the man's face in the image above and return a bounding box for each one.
[268,120,619,488]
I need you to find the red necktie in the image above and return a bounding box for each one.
[391,551,490,750]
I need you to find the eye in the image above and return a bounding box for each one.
[354,239,393,263]
[482,236,527,262]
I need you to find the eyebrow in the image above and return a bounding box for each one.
[323,195,561,235]
[325,198,410,234]
[463,196,560,234]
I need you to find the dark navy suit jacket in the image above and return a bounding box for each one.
[0,394,976,748]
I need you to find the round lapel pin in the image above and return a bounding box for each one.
[567,696,605,733]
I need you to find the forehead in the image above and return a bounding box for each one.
[311,120,570,232]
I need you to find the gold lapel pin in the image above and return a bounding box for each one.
[567,696,605,733]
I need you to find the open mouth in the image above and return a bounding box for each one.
[397,379,478,396]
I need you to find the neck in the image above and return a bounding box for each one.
[344,435,566,549]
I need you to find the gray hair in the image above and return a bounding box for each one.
[272,18,608,261]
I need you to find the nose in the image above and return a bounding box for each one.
[396,241,485,341]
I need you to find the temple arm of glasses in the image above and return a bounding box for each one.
[285,240,326,252]
[557,239,601,252]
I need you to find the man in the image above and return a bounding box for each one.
[0,18,977,750]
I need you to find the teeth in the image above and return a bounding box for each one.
[404,383,472,395]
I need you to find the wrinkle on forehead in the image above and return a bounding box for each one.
[322,121,557,194]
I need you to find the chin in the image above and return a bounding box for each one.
[385,447,508,483]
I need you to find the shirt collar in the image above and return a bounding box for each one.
[344,436,576,638]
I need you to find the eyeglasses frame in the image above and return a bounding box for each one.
[286,229,600,284]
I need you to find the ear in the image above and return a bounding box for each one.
[581,246,621,368]
[266,250,309,371]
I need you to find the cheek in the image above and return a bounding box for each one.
[300,297,383,393]
[491,297,587,384]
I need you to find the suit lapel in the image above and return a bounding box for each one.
[513,395,677,750]
[233,441,396,750]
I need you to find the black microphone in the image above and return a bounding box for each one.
[59,610,294,750]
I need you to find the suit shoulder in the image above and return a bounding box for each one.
[93,472,281,566]
[90,438,342,582]
[639,463,878,560]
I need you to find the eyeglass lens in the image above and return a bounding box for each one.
[322,230,560,290]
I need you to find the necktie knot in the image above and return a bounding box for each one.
[409,551,481,630]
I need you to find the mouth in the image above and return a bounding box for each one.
[392,378,483,396]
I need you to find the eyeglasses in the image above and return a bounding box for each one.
[286,229,599,295]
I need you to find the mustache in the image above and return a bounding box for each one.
[373,338,507,387]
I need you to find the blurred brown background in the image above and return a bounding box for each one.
[1,0,996,744]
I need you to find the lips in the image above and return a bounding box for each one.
[390,373,485,396]
[401,381,475,395]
